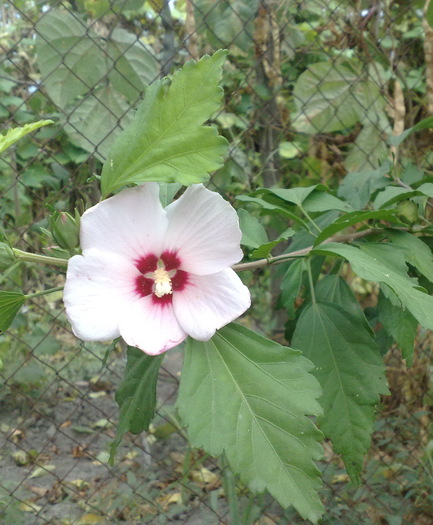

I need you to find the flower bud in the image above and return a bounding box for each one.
[396,200,419,225]
[0,241,16,270]
[50,210,80,250]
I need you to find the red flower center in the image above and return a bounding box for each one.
[135,251,188,304]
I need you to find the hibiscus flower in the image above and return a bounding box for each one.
[63,183,251,355]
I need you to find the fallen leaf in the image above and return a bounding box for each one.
[92,418,113,429]
[13,450,31,466]
[67,479,89,491]
[88,392,107,399]
[27,485,49,497]
[332,474,350,484]
[72,445,88,458]
[95,451,110,464]
[156,492,183,509]
[124,450,139,460]
[169,452,185,464]
[75,513,105,524]
[48,482,66,503]
[191,467,220,486]
[253,517,280,525]
[152,421,178,439]
[11,429,24,442]
[29,464,56,478]
[89,377,112,391]
[19,500,42,513]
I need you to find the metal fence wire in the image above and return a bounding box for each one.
[1,0,433,523]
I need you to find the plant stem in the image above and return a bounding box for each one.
[306,258,317,305]
[299,204,322,234]
[25,286,64,299]
[222,456,241,525]
[13,248,69,268]
[232,228,381,272]
[233,247,310,272]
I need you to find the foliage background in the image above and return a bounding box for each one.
[1,0,433,523]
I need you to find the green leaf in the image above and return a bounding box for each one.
[110,348,164,461]
[158,182,182,207]
[236,195,309,229]
[344,84,390,173]
[101,51,228,196]
[280,259,304,318]
[401,162,424,186]
[36,9,107,107]
[414,182,433,195]
[293,62,364,133]
[194,0,259,53]
[374,182,433,209]
[237,208,268,249]
[378,292,417,366]
[111,0,145,11]
[0,291,25,333]
[313,210,396,246]
[389,116,433,147]
[250,228,294,258]
[76,0,111,17]
[338,162,391,210]
[37,10,158,108]
[106,28,160,103]
[278,141,301,159]
[427,1,433,29]
[303,192,354,213]
[292,302,389,482]
[373,187,418,209]
[0,120,53,155]
[387,230,433,283]
[263,185,325,207]
[314,274,371,329]
[344,122,388,172]
[176,324,324,523]
[64,85,133,161]
[36,9,160,160]
[313,242,433,331]
[361,243,411,277]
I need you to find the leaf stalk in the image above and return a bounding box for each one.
[25,286,64,299]
[233,228,381,272]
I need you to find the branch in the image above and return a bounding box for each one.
[13,249,69,268]
[233,229,379,272]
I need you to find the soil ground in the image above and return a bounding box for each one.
[0,347,231,524]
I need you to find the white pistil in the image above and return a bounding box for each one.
[153,267,173,298]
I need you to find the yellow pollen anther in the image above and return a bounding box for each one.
[153,267,173,298]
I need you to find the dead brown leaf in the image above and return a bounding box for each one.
[72,445,89,458]
[10,429,24,443]
[27,485,49,497]
[48,482,67,503]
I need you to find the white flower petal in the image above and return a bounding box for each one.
[164,185,243,275]
[64,249,140,341]
[81,183,168,260]
[173,269,251,340]
[119,297,187,355]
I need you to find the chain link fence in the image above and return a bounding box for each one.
[1,0,433,523]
